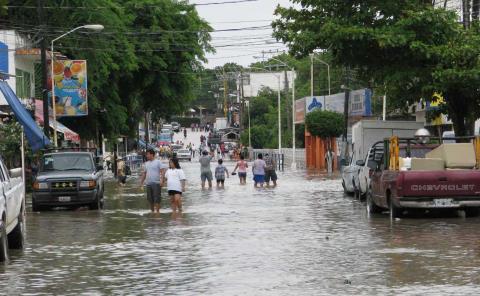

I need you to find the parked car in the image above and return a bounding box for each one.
[171,144,183,153]
[367,136,480,218]
[341,151,361,198]
[32,150,104,211]
[162,124,173,130]
[171,122,180,132]
[176,149,191,161]
[356,142,384,199]
[0,157,25,262]
[158,132,172,146]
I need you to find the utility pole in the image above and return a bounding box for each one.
[144,112,150,144]
[239,71,244,131]
[37,0,50,138]
[343,68,350,142]
[223,68,228,118]
[463,0,471,28]
[284,69,291,132]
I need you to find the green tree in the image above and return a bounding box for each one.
[274,1,480,137]
[305,110,343,138]
[3,0,211,141]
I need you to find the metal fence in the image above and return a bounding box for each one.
[252,148,306,170]
[251,149,285,172]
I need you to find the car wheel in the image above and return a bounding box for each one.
[366,189,382,214]
[389,198,402,219]
[89,195,102,210]
[465,207,480,217]
[342,180,348,194]
[353,180,360,200]
[189,158,191,162]
[8,210,25,249]
[32,199,44,212]
[0,223,8,262]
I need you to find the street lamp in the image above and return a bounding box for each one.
[310,53,331,96]
[257,56,297,169]
[249,65,282,154]
[51,24,104,147]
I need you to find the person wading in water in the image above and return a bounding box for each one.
[139,149,168,213]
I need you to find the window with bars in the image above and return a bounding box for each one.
[15,68,32,99]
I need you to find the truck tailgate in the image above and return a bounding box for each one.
[399,170,480,197]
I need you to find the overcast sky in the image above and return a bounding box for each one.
[193,0,292,68]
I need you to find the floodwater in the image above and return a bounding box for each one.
[2,160,480,295]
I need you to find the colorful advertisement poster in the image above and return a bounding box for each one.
[52,60,88,116]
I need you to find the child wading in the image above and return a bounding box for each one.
[164,158,186,214]
[232,155,248,185]
[215,159,229,188]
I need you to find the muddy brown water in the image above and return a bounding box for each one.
[1,160,480,295]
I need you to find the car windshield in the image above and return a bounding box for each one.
[40,154,94,172]
[178,150,189,154]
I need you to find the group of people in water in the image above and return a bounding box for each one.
[133,131,279,214]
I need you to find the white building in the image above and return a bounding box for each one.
[242,71,295,98]
[0,30,38,107]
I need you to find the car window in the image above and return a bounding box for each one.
[0,163,5,182]
[40,154,94,172]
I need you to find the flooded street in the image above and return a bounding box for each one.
[2,158,480,295]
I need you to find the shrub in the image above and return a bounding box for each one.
[305,110,343,138]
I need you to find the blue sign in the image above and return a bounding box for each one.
[0,42,8,79]
[307,97,322,111]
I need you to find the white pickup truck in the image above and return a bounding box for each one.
[0,158,25,262]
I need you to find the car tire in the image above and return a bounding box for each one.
[8,210,25,249]
[0,223,8,262]
[366,189,382,214]
[89,194,103,210]
[353,180,360,200]
[465,207,480,217]
[32,199,44,212]
[342,180,348,194]
[389,198,402,219]
[189,158,191,162]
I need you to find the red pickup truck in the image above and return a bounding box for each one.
[367,137,480,218]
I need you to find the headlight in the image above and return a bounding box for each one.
[80,180,96,189]
[33,181,48,190]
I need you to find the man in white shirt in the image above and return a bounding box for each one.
[139,148,168,213]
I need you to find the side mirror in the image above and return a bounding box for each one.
[96,165,104,171]
[9,168,22,178]
[356,160,365,166]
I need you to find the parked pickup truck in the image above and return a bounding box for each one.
[367,136,480,218]
[32,150,104,211]
[0,157,25,262]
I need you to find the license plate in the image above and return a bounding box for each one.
[58,196,71,202]
[432,198,456,208]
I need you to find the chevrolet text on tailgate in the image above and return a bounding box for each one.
[367,135,480,218]
[32,149,104,211]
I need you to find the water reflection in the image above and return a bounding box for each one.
[0,161,479,295]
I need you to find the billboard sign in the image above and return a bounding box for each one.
[52,60,88,117]
[306,97,323,113]
[302,88,372,117]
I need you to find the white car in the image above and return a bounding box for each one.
[341,151,361,198]
[176,149,191,161]
[357,142,384,198]
[0,158,25,262]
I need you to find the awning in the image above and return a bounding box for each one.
[0,81,51,151]
[34,99,80,143]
